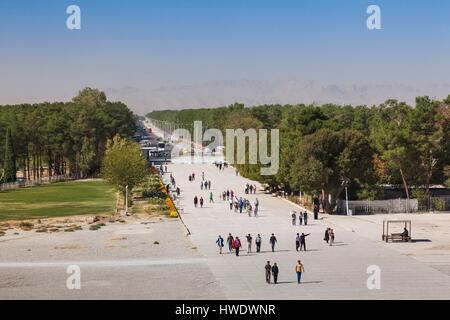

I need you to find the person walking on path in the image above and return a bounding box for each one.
[272,263,279,284]
[227,233,234,253]
[200,197,204,208]
[247,204,252,217]
[194,196,198,208]
[265,261,272,284]
[209,192,214,203]
[295,260,305,284]
[246,234,253,253]
[229,198,233,211]
[324,228,330,244]
[295,233,301,252]
[216,235,224,254]
[200,181,204,190]
[233,237,242,256]
[299,212,303,225]
[300,233,310,251]
[254,198,259,217]
[303,211,308,226]
[291,211,297,226]
[255,234,262,253]
[329,229,335,246]
[269,233,277,252]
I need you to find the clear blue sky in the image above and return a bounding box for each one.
[1,0,449,110]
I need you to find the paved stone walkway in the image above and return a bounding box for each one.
[168,162,450,299]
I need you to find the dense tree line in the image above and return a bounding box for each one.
[148,96,450,212]
[0,88,136,182]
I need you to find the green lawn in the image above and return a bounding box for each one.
[0,180,116,221]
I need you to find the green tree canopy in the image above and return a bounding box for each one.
[289,128,373,213]
[2,128,17,183]
[101,135,149,195]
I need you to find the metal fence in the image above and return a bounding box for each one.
[0,175,74,191]
[337,198,419,215]
[430,196,450,212]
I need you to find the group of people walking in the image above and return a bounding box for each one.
[245,183,257,195]
[217,232,316,255]
[216,233,279,256]
[214,161,228,170]
[191,165,324,286]
[291,210,309,226]
[191,171,214,208]
[295,233,310,251]
[324,228,335,246]
[264,260,305,284]
[231,196,259,216]
[200,180,211,190]
[193,192,214,207]
[215,227,338,285]
[217,189,260,217]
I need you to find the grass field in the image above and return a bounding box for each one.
[0,180,116,221]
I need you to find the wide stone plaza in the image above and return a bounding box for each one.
[166,162,450,299]
[0,161,449,299]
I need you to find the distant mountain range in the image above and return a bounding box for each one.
[106,80,450,114]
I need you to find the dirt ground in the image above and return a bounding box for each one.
[0,215,224,299]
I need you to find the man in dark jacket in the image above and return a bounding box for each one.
[295,233,301,251]
[269,234,277,252]
[265,261,272,284]
[233,237,242,256]
[300,233,310,251]
[216,235,224,254]
[324,228,330,243]
[226,233,234,253]
[272,263,279,284]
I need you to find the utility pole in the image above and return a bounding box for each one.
[345,186,350,216]
[125,185,129,216]
[342,178,350,216]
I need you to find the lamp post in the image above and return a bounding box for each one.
[342,178,350,216]
[345,185,349,216]
[125,185,129,216]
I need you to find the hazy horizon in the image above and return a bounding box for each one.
[1,0,450,114]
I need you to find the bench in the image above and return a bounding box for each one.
[385,233,411,243]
